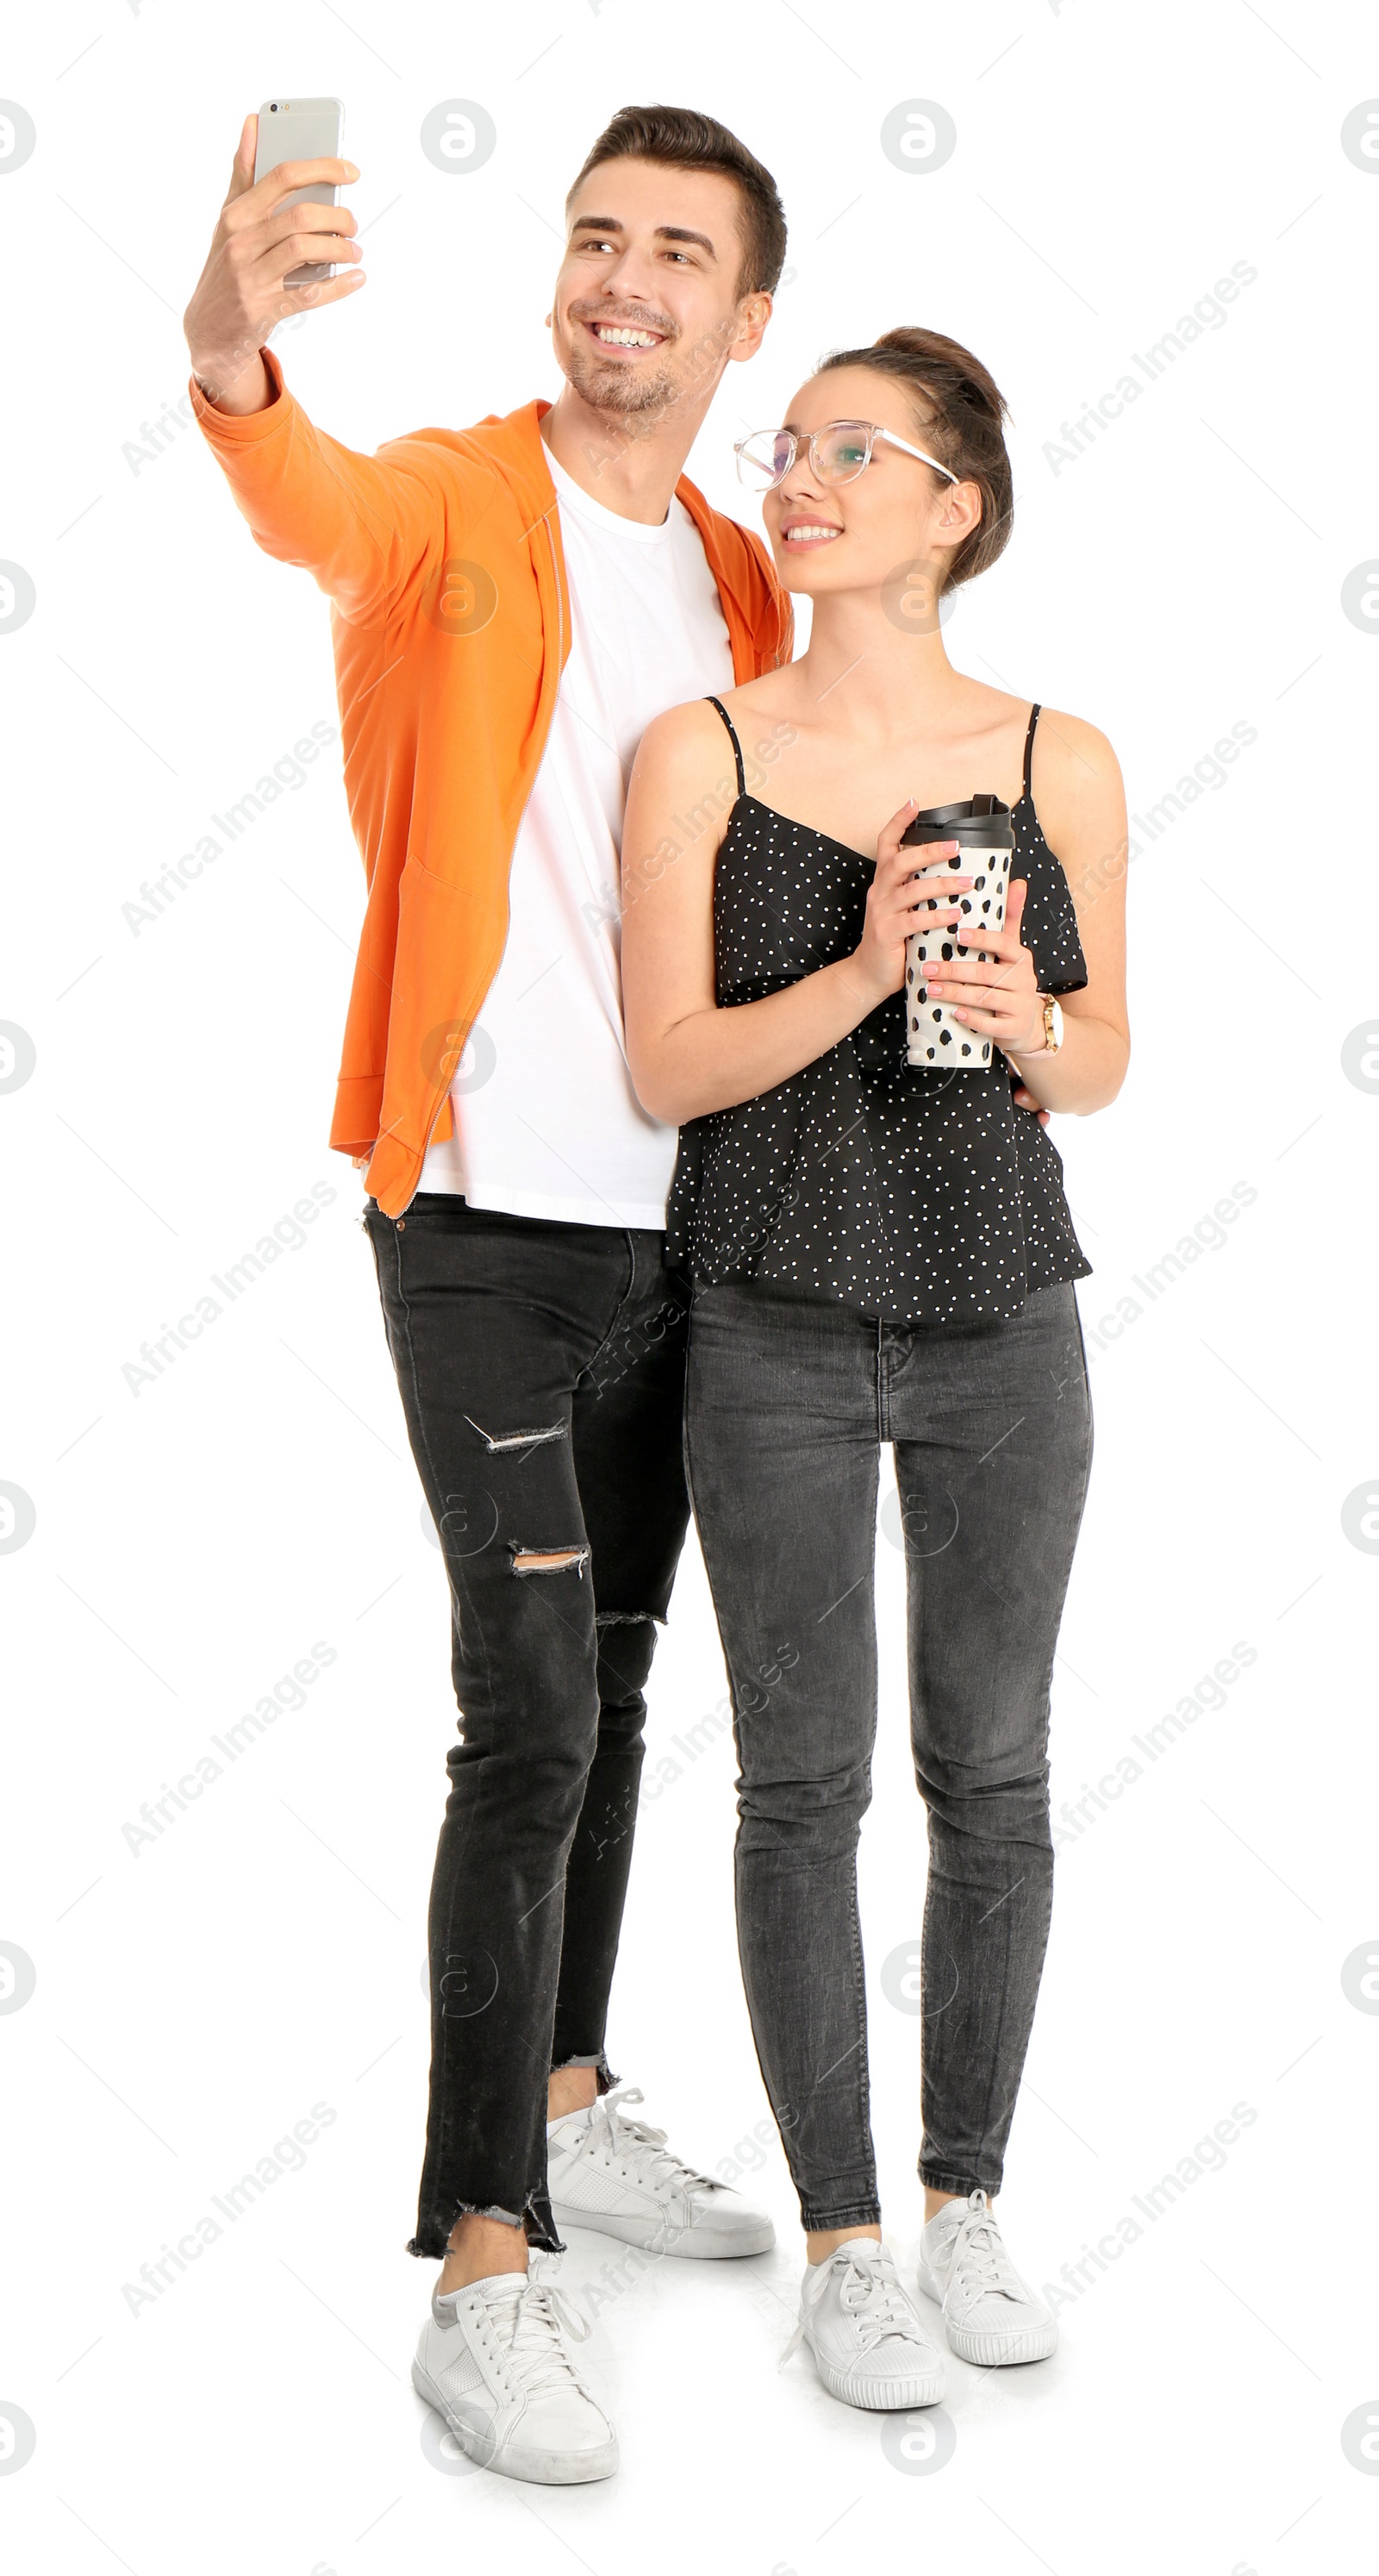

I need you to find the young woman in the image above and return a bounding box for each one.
[621,328,1128,2411]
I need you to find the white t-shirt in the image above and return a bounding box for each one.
[417,439,735,1226]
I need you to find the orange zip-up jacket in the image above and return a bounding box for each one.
[190,352,794,1217]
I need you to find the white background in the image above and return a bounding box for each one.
[2,3,1376,2571]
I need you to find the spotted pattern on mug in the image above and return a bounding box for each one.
[905,847,1012,1066]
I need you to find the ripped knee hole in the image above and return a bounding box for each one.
[465,1414,568,1454]
[510,1544,590,1578]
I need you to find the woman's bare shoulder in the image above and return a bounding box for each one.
[632,692,736,778]
[1033,705,1123,792]
[1028,707,1128,899]
[623,698,745,902]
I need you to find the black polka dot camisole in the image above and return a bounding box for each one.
[663,698,1093,1325]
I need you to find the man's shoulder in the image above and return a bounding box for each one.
[676,476,790,660]
[677,473,765,568]
[380,403,533,454]
[374,402,552,505]
[680,478,789,613]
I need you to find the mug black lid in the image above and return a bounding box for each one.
[901,792,1014,850]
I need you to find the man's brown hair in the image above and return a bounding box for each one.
[565,103,788,298]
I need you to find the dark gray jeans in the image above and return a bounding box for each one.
[683,1277,1092,2229]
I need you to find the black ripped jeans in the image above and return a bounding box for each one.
[365,1196,691,2255]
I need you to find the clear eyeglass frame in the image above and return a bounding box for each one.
[733,418,961,491]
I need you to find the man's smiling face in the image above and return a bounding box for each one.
[551,156,764,418]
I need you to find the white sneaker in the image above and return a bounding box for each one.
[411,2254,618,2485]
[547,2086,775,2259]
[781,2240,946,2411]
[916,2190,1057,2366]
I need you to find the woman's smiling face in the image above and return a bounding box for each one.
[760,365,983,603]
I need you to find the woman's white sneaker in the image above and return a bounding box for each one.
[916,2190,1057,2366]
[411,2254,618,2485]
[547,2086,774,2258]
[782,2240,946,2410]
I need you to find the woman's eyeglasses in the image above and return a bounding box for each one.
[733,418,961,492]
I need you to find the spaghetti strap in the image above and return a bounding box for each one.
[1022,702,1041,803]
[706,695,746,798]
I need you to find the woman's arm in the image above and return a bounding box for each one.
[621,703,970,1123]
[922,711,1131,1116]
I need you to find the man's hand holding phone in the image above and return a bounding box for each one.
[183,114,364,416]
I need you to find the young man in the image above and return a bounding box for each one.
[183,103,791,2485]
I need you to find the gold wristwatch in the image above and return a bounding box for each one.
[1041,995,1064,1054]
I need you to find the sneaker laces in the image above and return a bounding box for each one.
[946,2194,1025,2308]
[781,2247,919,2369]
[483,2254,593,2397]
[559,2085,719,2204]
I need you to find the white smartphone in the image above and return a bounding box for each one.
[253,97,346,286]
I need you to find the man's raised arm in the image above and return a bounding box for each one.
[184,116,440,621]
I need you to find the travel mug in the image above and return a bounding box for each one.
[901,793,1015,1068]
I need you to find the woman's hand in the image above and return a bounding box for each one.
[852,806,972,1007]
[856,830,1051,1117]
[922,875,1045,1058]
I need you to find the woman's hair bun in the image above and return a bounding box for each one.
[871,327,1008,428]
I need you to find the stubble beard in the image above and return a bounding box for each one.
[565,330,683,422]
